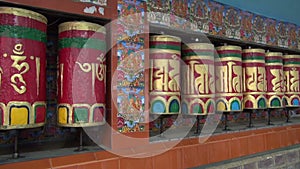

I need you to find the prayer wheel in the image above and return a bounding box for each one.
[242,49,267,109]
[0,7,47,130]
[265,52,284,108]
[57,21,106,127]
[181,43,215,115]
[283,55,300,107]
[215,45,243,112]
[150,35,181,114]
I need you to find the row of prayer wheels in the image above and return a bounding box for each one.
[149,35,300,115]
[0,7,106,130]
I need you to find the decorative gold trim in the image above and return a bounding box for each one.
[36,57,40,96]
[265,63,283,66]
[215,97,243,112]
[0,123,45,130]
[0,7,47,24]
[150,35,181,42]
[242,48,265,53]
[216,45,242,51]
[32,102,46,124]
[57,122,104,128]
[266,52,283,57]
[243,95,267,109]
[188,98,205,115]
[72,104,90,123]
[266,92,284,95]
[60,63,64,97]
[150,49,181,55]
[59,21,106,33]
[58,103,72,124]
[182,56,214,60]
[243,92,266,95]
[7,101,31,124]
[182,94,215,98]
[150,92,180,96]
[267,95,283,108]
[283,55,300,59]
[216,93,243,97]
[283,64,300,67]
[0,103,7,126]
[215,57,242,62]
[242,60,265,63]
[183,43,214,50]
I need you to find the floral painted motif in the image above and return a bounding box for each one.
[265,18,278,46]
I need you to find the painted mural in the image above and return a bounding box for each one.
[147,0,300,50]
[117,0,146,133]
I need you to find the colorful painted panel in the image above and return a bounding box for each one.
[147,0,300,51]
[117,0,146,133]
[188,0,209,33]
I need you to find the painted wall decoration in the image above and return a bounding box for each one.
[147,0,300,51]
[189,0,209,33]
[117,0,146,133]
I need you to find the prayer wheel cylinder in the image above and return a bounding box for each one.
[150,35,181,114]
[58,21,106,127]
[0,7,47,130]
[215,45,243,112]
[242,49,267,109]
[181,43,215,115]
[283,55,300,107]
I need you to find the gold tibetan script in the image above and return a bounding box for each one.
[183,60,214,94]
[216,61,242,93]
[285,68,300,92]
[270,69,283,92]
[243,67,266,92]
[151,57,180,92]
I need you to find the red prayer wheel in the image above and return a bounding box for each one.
[0,7,47,130]
[283,55,300,107]
[150,35,181,114]
[181,43,215,115]
[58,21,106,127]
[242,49,267,109]
[215,45,243,112]
[265,52,284,108]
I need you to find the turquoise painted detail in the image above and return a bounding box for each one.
[192,104,202,114]
[230,100,240,111]
[270,98,281,107]
[292,98,300,105]
[169,99,180,113]
[151,100,166,113]
[258,98,266,108]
